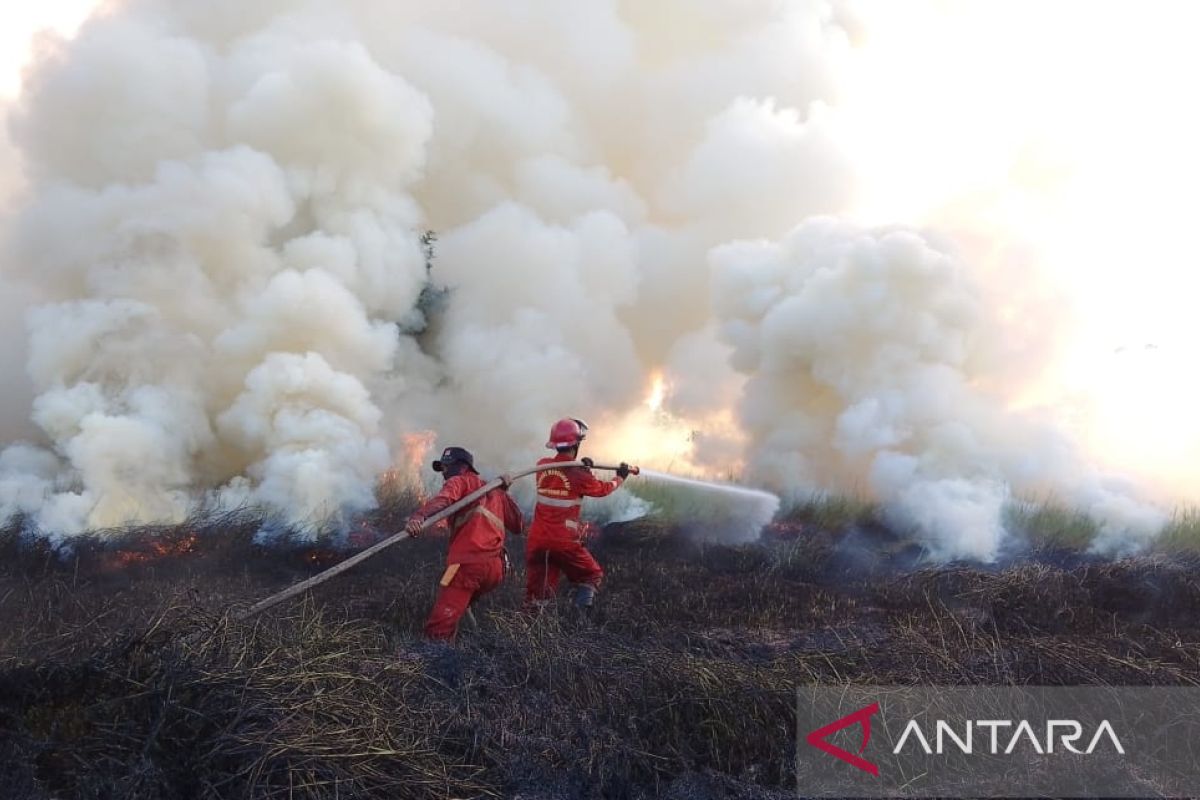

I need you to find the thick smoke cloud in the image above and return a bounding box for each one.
[711,219,1165,560]
[0,105,37,445]
[0,278,37,443]
[0,0,1169,556]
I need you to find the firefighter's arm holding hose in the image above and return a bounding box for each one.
[404,476,469,536]
[574,460,632,498]
[580,456,633,479]
[406,474,525,537]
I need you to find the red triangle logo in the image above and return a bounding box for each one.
[805,701,880,776]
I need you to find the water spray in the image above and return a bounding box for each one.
[638,469,780,508]
[632,469,781,543]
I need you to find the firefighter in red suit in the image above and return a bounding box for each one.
[405,446,523,640]
[525,418,631,611]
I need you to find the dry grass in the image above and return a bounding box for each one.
[1154,508,1200,554]
[777,493,880,532]
[3,505,1200,798]
[1005,501,1101,551]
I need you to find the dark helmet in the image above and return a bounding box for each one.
[432,446,478,474]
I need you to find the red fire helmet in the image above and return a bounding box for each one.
[546,418,588,450]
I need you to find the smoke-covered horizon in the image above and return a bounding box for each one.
[0,0,1189,558]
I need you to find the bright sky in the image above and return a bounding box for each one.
[840,0,1200,499]
[0,2,98,206]
[0,2,96,98]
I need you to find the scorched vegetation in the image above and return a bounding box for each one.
[2,491,1200,799]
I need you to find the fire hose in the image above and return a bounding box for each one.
[235,461,639,622]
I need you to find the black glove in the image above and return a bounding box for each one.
[581,456,594,468]
[615,462,631,479]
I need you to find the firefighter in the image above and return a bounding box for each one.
[405,446,523,640]
[524,418,631,612]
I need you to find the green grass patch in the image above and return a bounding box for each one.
[1006,502,1200,554]
[1152,508,1200,554]
[778,493,880,530]
[1005,501,1101,550]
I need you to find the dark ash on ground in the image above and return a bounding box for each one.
[2,505,1200,799]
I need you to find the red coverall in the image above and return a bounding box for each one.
[524,452,624,605]
[410,473,523,640]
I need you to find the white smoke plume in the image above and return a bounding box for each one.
[0,0,1176,556]
[710,219,1166,560]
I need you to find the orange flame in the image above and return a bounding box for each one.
[401,431,437,473]
[104,531,199,570]
[646,371,666,413]
[379,430,437,498]
[301,548,340,567]
[597,370,747,479]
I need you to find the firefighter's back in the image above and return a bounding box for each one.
[527,456,584,546]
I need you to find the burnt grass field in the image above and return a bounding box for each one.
[3,495,1200,799]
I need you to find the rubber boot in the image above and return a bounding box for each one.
[572,583,596,613]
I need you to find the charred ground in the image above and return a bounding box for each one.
[3,499,1200,799]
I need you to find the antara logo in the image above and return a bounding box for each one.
[806,704,1126,776]
[806,702,881,776]
[893,719,1125,755]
